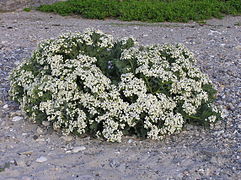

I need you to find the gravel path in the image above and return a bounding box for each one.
[0,11,240,180]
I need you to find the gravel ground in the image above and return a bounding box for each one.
[0,0,66,11]
[0,11,240,180]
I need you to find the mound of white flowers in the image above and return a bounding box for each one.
[10,29,222,142]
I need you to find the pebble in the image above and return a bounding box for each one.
[20,151,33,156]
[109,159,120,168]
[235,45,241,50]
[3,104,8,109]
[72,146,86,153]
[61,135,73,142]
[213,130,224,136]
[25,160,32,167]
[14,61,20,65]
[221,109,229,118]
[35,137,45,142]
[9,160,17,166]
[37,127,44,134]
[36,156,47,163]
[17,160,26,167]
[12,116,23,122]
[42,121,50,126]
[128,139,133,143]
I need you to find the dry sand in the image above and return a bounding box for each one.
[0,11,240,180]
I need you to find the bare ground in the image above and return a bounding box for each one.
[0,11,240,180]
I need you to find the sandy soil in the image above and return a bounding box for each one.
[0,11,240,180]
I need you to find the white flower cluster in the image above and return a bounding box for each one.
[10,29,221,142]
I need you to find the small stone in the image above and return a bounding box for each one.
[25,160,32,167]
[213,130,224,136]
[36,156,47,163]
[37,127,44,134]
[9,160,15,164]
[42,121,50,126]
[17,160,26,167]
[12,116,23,122]
[20,151,33,156]
[35,138,45,142]
[128,139,133,143]
[72,146,86,153]
[235,45,241,50]
[9,160,17,166]
[61,135,73,142]
[10,110,22,116]
[221,109,229,118]
[109,159,120,168]
[14,61,20,65]
[3,104,8,109]
[32,135,38,140]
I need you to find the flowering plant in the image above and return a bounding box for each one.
[10,29,222,142]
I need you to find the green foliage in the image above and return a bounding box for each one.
[37,0,241,22]
[23,8,31,12]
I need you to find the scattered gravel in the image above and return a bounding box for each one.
[0,0,65,11]
[0,11,240,179]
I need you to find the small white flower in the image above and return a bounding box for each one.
[9,29,221,142]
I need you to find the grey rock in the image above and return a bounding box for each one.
[128,139,133,143]
[109,159,120,168]
[12,116,23,122]
[36,156,47,163]
[42,121,50,126]
[61,135,73,142]
[213,130,224,136]
[235,45,241,50]
[36,127,44,134]
[72,146,86,153]
[3,104,8,109]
